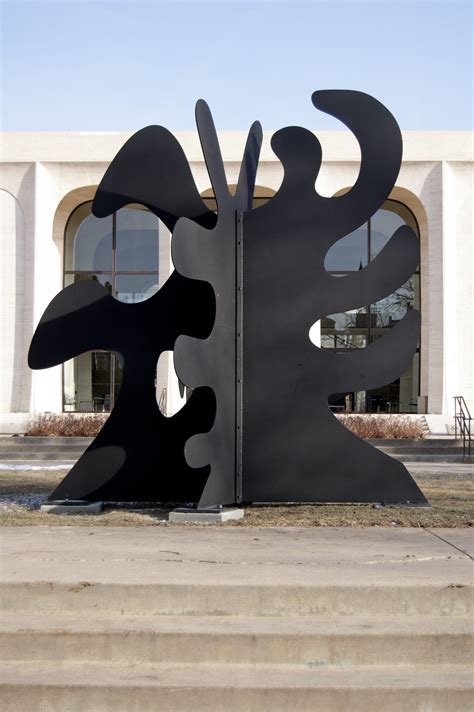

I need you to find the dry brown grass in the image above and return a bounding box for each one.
[25,413,108,437]
[0,468,471,528]
[336,414,425,439]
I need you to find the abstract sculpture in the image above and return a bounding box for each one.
[29,90,427,506]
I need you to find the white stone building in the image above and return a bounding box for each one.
[0,129,472,433]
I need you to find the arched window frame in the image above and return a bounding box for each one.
[62,201,160,412]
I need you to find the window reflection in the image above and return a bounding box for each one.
[65,205,113,271]
[321,200,420,413]
[64,351,123,413]
[324,225,368,271]
[115,275,159,304]
[115,208,159,271]
[63,202,159,412]
[370,209,405,260]
[64,273,113,294]
[371,277,417,331]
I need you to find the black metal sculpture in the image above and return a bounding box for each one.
[29,90,427,506]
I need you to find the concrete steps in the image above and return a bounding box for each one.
[2,581,473,617]
[1,526,472,710]
[0,436,91,461]
[1,580,472,710]
[1,435,470,463]
[1,661,472,711]
[370,438,471,463]
[1,613,472,666]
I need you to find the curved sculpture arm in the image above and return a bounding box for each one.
[326,309,420,394]
[311,90,402,239]
[267,91,402,245]
[28,281,120,368]
[316,225,419,316]
[92,125,216,231]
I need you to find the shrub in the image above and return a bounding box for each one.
[336,414,425,439]
[25,413,108,437]
[25,412,425,440]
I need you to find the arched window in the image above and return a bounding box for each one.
[200,190,420,412]
[321,199,420,413]
[62,195,420,414]
[63,202,160,412]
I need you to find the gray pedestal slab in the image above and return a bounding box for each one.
[40,501,103,514]
[169,508,244,523]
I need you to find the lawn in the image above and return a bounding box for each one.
[0,468,472,527]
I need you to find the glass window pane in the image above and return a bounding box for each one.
[370,208,406,261]
[63,351,112,412]
[397,351,419,413]
[65,273,113,294]
[366,382,400,413]
[68,210,113,271]
[115,207,159,272]
[91,351,113,412]
[321,311,368,350]
[324,224,368,271]
[370,277,415,332]
[113,355,123,407]
[115,274,159,304]
[412,272,420,311]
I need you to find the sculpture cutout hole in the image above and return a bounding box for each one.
[314,133,360,198]
[62,350,123,414]
[308,321,321,347]
[156,350,187,417]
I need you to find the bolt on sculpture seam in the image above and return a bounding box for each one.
[29,89,427,506]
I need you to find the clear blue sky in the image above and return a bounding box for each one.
[1,0,472,131]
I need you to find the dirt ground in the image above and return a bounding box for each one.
[0,468,472,527]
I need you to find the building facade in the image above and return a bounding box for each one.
[1,130,472,433]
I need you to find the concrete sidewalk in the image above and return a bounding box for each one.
[1,526,472,588]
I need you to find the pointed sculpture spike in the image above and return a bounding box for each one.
[195,99,232,211]
[235,121,263,212]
